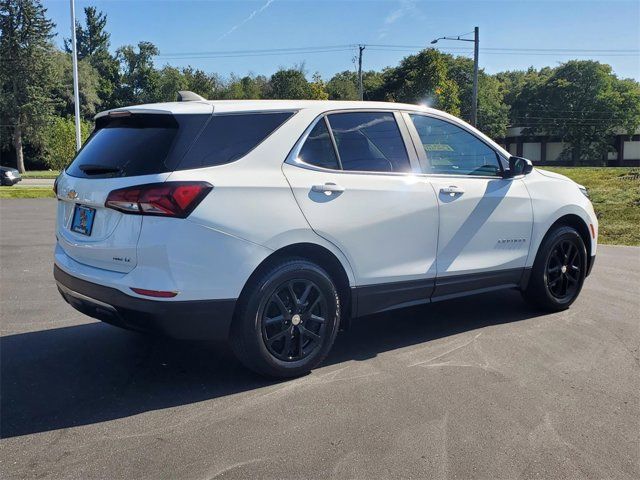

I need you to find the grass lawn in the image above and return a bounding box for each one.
[0,186,55,199]
[21,170,60,179]
[541,167,640,246]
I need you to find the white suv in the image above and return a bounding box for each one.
[54,95,598,377]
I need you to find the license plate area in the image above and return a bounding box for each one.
[71,204,96,236]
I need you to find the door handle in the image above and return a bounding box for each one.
[440,185,465,196]
[311,183,345,194]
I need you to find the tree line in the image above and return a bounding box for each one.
[1,0,639,172]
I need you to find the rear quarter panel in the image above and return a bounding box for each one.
[165,109,357,287]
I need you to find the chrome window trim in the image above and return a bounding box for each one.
[403,111,509,179]
[285,109,420,177]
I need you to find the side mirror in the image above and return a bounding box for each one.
[505,156,533,178]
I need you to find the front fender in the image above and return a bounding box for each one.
[525,170,598,267]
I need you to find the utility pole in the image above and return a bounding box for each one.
[70,0,82,151]
[431,26,480,127]
[471,26,479,127]
[357,44,365,101]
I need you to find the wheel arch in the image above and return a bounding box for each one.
[538,213,593,274]
[235,242,354,329]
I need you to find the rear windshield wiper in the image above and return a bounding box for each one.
[78,164,122,175]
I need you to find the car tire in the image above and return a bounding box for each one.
[230,257,340,378]
[522,225,587,311]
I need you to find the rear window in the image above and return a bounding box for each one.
[178,112,294,170]
[66,114,208,178]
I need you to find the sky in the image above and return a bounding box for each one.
[43,0,640,81]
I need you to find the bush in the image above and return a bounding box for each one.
[42,117,92,170]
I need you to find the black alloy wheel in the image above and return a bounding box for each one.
[230,257,340,378]
[545,239,582,300]
[522,225,587,311]
[261,279,327,362]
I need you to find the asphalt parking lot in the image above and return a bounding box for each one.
[1,198,639,479]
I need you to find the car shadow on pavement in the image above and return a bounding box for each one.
[1,289,545,439]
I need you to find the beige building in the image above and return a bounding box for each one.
[499,127,640,166]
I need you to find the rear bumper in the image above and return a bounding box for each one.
[54,265,236,341]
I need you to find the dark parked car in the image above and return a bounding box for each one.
[0,166,21,186]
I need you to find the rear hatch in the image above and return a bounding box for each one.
[56,107,211,273]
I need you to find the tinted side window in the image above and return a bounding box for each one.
[298,119,340,169]
[327,112,411,173]
[180,112,293,169]
[409,114,500,176]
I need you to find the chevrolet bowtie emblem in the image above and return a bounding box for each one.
[67,189,78,200]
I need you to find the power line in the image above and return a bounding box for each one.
[156,45,357,59]
[158,48,355,60]
[367,44,639,53]
[154,43,639,60]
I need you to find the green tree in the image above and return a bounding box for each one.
[377,49,460,115]
[444,56,478,119]
[475,74,509,139]
[327,70,385,101]
[155,65,187,102]
[0,0,57,172]
[63,6,118,111]
[225,74,267,99]
[612,78,640,135]
[327,71,358,100]
[64,6,109,59]
[269,68,312,99]
[114,41,160,106]
[183,67,223,99]
[362,71,384,100]
[499,67,552,128]
[518,61,640,164]
[51,51,101,119]
[41,116,91,170]
[309,73,328,100]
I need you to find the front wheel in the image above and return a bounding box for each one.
[522,225,587,311]
[230,258,340,378]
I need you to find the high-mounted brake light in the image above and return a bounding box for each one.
[105,182,212,218]
[108,110,132,118]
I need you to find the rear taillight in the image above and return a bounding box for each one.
[105,182,212,218]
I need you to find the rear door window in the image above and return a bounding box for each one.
[179,112,294,170]
[326,112,411,173]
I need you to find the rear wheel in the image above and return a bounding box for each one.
[522,225,587,311]
[230,258,340,378]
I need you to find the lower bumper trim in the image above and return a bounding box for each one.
[586,255,596,277]
[54,265,236,341]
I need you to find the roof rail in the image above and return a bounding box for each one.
[177,90,206,102]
